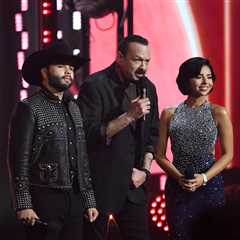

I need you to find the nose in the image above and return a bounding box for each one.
[202,75,208,83]
[140,60,148,71]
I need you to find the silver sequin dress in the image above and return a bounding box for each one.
[165,101,225,240]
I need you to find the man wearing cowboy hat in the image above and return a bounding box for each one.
[8,40,98,240]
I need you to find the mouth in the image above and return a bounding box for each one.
[135,73,145,78]
[199,86,211,91]
[63,76,72,83]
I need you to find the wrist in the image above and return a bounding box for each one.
[144,152,154,161]
[176,174,183,185]
[141,168,151,181]
[125,112,136,122]
[201,173,208,186]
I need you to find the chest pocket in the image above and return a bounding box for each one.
[38,162,58,184]
[41,123,66,141]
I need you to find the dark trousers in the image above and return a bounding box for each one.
[83,200,149,240]
[25,186,83,240]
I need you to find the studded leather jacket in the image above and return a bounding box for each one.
[8,89,96,211]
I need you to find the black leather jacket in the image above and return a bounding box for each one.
[8,89,96,210]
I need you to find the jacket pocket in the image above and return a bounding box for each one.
[38,162,58,184]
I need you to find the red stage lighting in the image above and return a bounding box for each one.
[43,9,52,15]
[41,1,56,45]
[149,192,169,232]
[43,30,52,36]
[43,37,51,44]
[42,29,52,44]
[42,1,53,15]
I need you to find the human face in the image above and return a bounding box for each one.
[43,64,74,92]
[189,65,214,97]
[117,42,151,81]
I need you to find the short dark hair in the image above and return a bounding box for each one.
[176,57,216,95]
[118,34,149,56]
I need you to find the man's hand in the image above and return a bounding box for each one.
[85,208,99,222]
[16,209,39,226]
[127,97,151,121]
[131,168,148,188]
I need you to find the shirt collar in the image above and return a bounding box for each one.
[40,88,73,103]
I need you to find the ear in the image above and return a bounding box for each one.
[40,67,48,79]
[116,51,124,63]
[39,67,49,87]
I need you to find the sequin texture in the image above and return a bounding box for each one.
[165,101,225,240]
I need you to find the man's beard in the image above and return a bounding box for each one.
[48,75,72,92]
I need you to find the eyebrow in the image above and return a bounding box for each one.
[198,73,212,76]
[133,56,150,60]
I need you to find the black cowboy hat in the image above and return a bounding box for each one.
[22,40,89,86]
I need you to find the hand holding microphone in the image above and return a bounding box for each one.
[177,165,196,192]
[184,165,195,180]
[184,165,196,192]
[127,77,150,121]
[179,165,205,192]
[127,96,150,121]
[35,219,48,226]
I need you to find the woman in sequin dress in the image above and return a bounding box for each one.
[156,57,233,240]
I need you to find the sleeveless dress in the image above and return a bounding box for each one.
[165,101,225,240]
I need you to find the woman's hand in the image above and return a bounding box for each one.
[178,174,204,192]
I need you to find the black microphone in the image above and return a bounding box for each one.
[35,219,48,226]
[184,165,195,179]
[139,77,147,121]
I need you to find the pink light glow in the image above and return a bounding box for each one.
[43,9,52,15]
[15,13,23,32]
[164,226,169,232]
[158,209,163,215]
[43,37,51,44]
[152,216,158,222]
[150,209,156,214]
[20,90,28,100]
[157,221,162,227]
[17,51,25,70]
[21,31,29,50]
[22,78,29,88]
[156,196,161,202]
[43,30,52,36]
[21,0,28,11]
[151,202,157,208]
[43,2,52,8]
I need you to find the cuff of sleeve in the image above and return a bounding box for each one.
[145,145,155,158]
[141,168,151,181]
[81,189,97,209]
[14,190,33,211]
